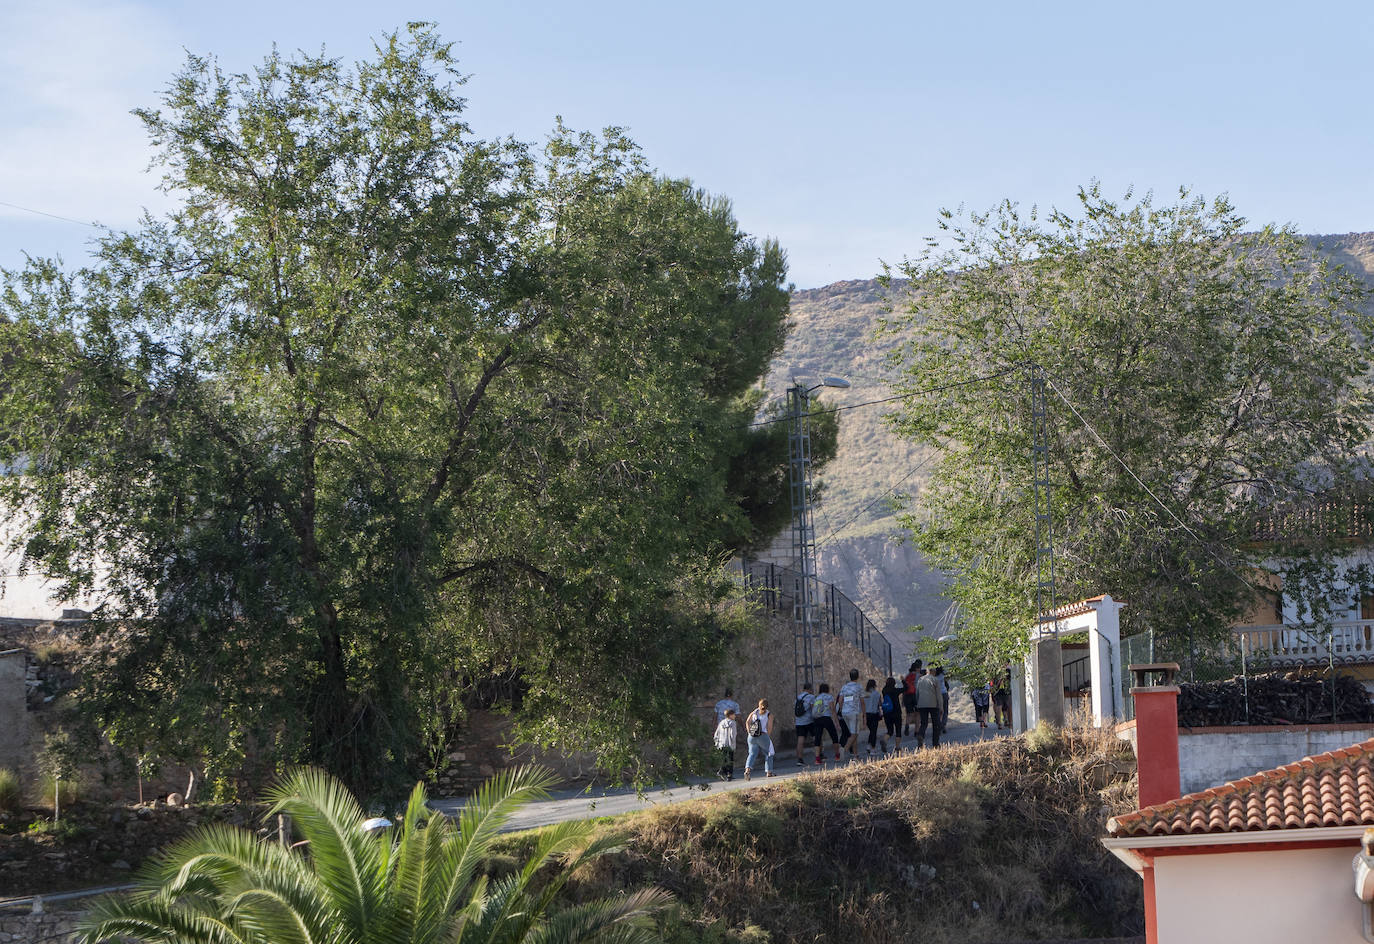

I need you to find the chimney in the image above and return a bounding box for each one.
[1129,663,1181,808]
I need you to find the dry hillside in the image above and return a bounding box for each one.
[555,723,1144,944]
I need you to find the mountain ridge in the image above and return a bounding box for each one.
[774,232,1374,667]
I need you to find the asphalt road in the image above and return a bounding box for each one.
[429,714,1015,831]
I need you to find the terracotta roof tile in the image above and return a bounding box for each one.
[1036,595,1120,622]
[1107,736,1374,838]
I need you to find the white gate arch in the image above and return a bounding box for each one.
[1014,594,1126,731]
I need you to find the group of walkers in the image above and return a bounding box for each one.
[970,665,1014,731]
[711,661,1017,781]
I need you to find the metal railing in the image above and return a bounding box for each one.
[1062,654,1091,698]
[1235,619,1374,666]
[739,558,893,676]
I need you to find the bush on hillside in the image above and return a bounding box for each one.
[562,725,1143,944]
[0,769,20,813]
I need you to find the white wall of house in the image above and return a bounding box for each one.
[0,516,101,620]
[1154,845,1364,942]
[1257,547,1374,624]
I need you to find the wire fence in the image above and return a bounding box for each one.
[739,557,893,676]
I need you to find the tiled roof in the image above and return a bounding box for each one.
[1107,737,1374,838]
[1036,595,1118,622]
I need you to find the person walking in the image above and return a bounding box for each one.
[861,678,882,757]
[838,668,864,760]
[714,708,739,779]
[902,661,921,736]
[934,665,950,735]
[971,681,991,733]
[810,683,841,765]
[915,667,942,748]
[993,665,1012,729]
[743,699,775,780]
[880,676,903,753]
[793,681,815,767]
[715,687,741,726]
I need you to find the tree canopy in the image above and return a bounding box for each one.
[0,27,804,796]
[884,186,1374,674]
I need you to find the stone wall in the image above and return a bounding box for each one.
[0,907,82,943]
[431,610,886,795]
[0,651,32,776]
[701,610,884,749]
[1177,723,1374,794]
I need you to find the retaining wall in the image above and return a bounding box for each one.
[0,907,81,943]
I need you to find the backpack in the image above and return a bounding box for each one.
[747,713,763,737]
[881,692,894,714]
[795,694,808,718]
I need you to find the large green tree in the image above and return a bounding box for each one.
[885,186,1374,672]
[0,27,795,795]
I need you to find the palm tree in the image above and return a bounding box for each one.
[77,766,669,944]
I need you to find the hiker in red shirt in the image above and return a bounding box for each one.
[901,660,921,737]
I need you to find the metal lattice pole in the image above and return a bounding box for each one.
[1030,364,1058,636]
[788,384,822,694]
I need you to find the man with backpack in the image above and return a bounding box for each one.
[793,681,815,767]
[838,668,864,760]
[810,682,841,764]
[880,676,903,753]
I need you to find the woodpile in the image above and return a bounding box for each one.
[1177,671,1374,727]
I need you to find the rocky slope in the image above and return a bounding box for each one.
[771,233,1374,662]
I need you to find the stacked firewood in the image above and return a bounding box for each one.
[1176,671,1374,727]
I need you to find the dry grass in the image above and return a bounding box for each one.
[568,724,1142,944]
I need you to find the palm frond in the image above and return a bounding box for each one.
[375,781,451,944]
[522,888,672,944]
[266,767,385,935]
[77,894,255,944]
[436,765,560,916]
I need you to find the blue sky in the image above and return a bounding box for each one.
[2,0,1372,288]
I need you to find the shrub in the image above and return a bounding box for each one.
[78,766,670,944]
[35,774,79,811]
[0,769,21,812]
[701,795,783,846]
[1024,719,1061,754]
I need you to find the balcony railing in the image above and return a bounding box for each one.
[1235,620,1374,666]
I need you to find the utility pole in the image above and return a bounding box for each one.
[788,383,820,697]
[787,376,850,697]
[1030,363,1058,636]
[1027,363,1066,727]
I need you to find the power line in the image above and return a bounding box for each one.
[747,365,1025,429]
[0,199,101,229]
[815,451,938,550]
[1043,375,1262,596]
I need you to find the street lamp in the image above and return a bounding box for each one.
[787,375,850,696]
